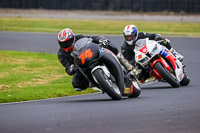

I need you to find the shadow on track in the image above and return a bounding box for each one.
[65,97,136,103]
[141,85,173,90]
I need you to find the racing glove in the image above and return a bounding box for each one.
[100,39,119,55]
[99,39,110,46]
[65,64,77,75]
[164,38,170,45]
[154,33,163,41]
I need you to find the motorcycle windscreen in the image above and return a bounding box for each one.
[135,38,148,50]
[73,38,93,51]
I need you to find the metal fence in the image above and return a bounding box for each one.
[0,0,199,13]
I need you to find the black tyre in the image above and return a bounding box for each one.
[154,62,180,88]
[128,80,141,98]
[93,69,121,100]
[180,73,190,86]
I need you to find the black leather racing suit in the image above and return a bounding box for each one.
[121,32,172,81]
[57,34,119,90]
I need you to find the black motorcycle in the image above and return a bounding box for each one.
[71,38,141,100]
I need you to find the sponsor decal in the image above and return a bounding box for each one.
[139,45,148,54]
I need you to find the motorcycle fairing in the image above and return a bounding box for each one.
[99,51,125,93]
[139,44,148,54]
[160,47,177,70]
[74,43,100,68]
[159,46,184,81]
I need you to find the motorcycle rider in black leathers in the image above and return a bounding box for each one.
[121,25,184,83]
[57,28,132,91]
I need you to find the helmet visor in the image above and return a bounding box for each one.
[59,38,74,49]
[124,35,136,41]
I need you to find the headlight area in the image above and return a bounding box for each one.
[138,57,149,64]
[150,45,158,56]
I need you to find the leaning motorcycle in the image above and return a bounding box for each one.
[134,38,190,88]
[71,38,141,100]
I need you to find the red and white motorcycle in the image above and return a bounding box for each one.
[134,38,190,88]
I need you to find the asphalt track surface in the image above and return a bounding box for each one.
[0,32,200,133]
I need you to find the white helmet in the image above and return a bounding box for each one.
[123,25,138,45]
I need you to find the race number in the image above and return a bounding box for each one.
[79,48,93,64]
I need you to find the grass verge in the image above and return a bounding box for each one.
[0,51,98,103]
[0,17,200,36]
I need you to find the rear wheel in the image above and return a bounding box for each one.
[154,62,180,88]
[180,73,190,86]
[93,69,121,100]
[128,80,141,98]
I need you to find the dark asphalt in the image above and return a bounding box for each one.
[0,32,200,133]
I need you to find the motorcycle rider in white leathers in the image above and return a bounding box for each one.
[121,24,184,83]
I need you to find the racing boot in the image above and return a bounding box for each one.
[74,88,82,91]
[117,53,133,71]
[74,87,87,91]
[170,48,184,62]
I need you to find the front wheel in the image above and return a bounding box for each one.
[93,68,121,100]
[154,62,180,88]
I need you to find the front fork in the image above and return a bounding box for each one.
[149,55,172,79]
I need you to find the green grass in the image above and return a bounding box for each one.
[0,17,200,36]
[0,51,98,103]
